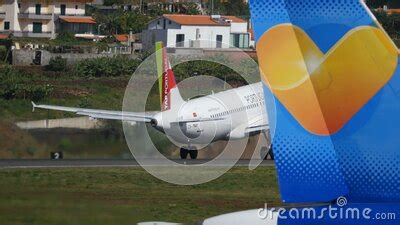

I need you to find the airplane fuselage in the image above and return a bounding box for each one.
[151,82,266,148]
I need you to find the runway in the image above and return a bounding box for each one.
[0,159,275,169]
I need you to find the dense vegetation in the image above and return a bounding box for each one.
[210,0,250,18]
[89,0,252,36]
[94,10,152,35]
[0,51,251,112]
[92,2,201,36]
[0,46,8,63]
[366,0,395,9]
[46,56,68,72]
[373,10,400,42]
[75,56,141,77]
[0,66,53,102]
[0,57,250,112]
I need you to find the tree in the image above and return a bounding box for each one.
[180,3,201,15]
[46,56,68,72]
[94,10,151,35]
[103,0,124,6]
[208,0,250,18]
[373,10,399,38]
[366,0,389,9]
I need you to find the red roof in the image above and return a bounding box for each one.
[386,9,400,14]
[60,16,96,24]
[0,34,8,39]
[114,34,128,42]
[163,14,246,26]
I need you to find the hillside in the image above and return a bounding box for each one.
[0,120,44,158]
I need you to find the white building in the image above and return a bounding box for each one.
[0,0,96,38]
[142,14,254,51]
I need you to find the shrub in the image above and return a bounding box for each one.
[1,83,19,100]
[0,66,21,99]
[55,31,76,42]
[26,84,53,101]
[46,56,68,72]
[172,54,241,81]
[74,56,140,77]
[0,46,8,63]
[0,66,53,101]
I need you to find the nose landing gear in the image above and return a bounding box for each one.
[180,148,198,159]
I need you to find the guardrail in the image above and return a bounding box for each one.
[18,13,52,20]
[12,31,52,38]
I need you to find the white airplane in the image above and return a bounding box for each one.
[32,42,270,159]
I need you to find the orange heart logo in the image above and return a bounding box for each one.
[257,24,398,135]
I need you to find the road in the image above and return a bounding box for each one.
[0,159,275,169]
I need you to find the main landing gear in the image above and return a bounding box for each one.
[260,145,274,160]
[180,148,198,159]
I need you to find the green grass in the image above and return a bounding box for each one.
[0,167,280,225]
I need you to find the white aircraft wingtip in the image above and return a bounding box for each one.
[31,101,36,112]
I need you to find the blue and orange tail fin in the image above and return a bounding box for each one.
[250,0,400,203]
[155,42,184,111]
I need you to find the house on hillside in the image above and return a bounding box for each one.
[142,14,254,51]
[0,0,96,38]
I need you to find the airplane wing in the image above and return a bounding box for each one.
[31,102,157,123]
[245,114,269,133]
